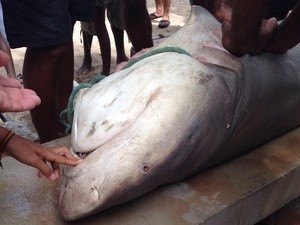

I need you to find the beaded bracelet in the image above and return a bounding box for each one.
[0,130,15,169]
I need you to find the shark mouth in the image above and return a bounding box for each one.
[69,147,95,160]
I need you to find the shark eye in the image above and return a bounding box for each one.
[142,163,151,173]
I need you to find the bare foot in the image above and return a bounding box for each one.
[75,60,92,75]
[116,55,129,64]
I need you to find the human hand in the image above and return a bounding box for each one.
[36,146,82,181]
[3,133,82,181]
[222,17,278,56]
[213,0,232,23]
[0,76,41,112]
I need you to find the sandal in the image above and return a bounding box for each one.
[149,12,162,20]
[158,20,170,29]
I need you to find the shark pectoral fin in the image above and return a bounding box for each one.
[196,43,243,74]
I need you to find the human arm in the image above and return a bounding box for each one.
[221,0,277,56]
[0,33,17,78]
[0,126,82,181]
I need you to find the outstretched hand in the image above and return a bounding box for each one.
[0,76,41,112]
[0,50,40,112]
[3,132,82,181]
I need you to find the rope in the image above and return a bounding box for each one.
[60,75,106,134]
[122,46,191,70]
[60,46,191,134]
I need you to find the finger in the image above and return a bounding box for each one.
[50,146,82,161]
[38,170,43,178]
[53,169,59,179]
[0,77,22,88]
[22,89,41,105]
[251,18,277,55]
[0,50,10,67]
[52,160,62,179]
[47,172,58,181]
[44,151,82,166]
[50,146,72,155]
[33,157,53,178]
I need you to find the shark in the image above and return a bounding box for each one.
[58,6,300,220]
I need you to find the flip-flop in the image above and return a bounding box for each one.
[149,12,162,20]
[158,20,170,28]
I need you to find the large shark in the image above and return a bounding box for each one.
[58,6,300,220]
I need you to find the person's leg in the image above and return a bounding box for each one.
[158,0,171,28]
[22,42,72,143]
[107,0,128,64]
[110,25,128,64]
[56,41,74,136]
[162,0,171,21]
[122,0,153,52]
[93,6,111,75]
[155,0,164,17]
[76,30,93,75]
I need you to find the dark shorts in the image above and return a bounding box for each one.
[107,0,124,30]
[69,0,93,22]
[1,0,93,48]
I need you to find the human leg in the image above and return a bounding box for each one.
[158,0,171,28]
[107,0,128,64]
[162,0,171,21]
[122,0,153,52]
[93,6,111,75]
[150,0,163,19]
[110,25,128,64]
[56,41,74,136]
[76,30,93,75]
[22,42,73,143]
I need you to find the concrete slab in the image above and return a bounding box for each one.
[0,127,300,225]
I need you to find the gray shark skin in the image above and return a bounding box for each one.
[58,6,300,220]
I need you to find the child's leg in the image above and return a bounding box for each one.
[111,25,128,64]
[93,6,111,75]
[76,30,93,75]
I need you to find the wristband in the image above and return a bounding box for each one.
[0,130,15,169]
